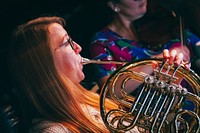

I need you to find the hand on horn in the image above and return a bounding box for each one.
[152,49,191,69]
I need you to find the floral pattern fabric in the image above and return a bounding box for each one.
[90,28,199,81]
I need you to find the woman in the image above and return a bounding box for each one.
[8,15,187,132]
[90,0,197,89]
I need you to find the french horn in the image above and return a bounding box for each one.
[82,57,200,133]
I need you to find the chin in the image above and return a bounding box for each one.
[71,73,85,84]
[80,73,85,81]
[136,14,145,20]
[141,9,147,15]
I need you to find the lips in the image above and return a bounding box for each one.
[79,58,83,69]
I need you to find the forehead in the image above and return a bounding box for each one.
[48,23,68,49]
[48,23,67,35]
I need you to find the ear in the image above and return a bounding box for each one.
[107,1,120,12]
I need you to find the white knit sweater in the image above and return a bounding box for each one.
[29,105,140,133]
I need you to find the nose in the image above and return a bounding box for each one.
[73,41,82,54]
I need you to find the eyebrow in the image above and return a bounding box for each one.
[63,34,69,41]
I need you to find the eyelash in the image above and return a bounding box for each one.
[61,42,68,47]
[61,38,69,47]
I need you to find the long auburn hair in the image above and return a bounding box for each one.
[8,15,116,132]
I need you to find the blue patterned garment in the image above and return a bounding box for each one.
[90,28,199,81]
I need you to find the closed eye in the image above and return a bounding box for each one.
[60,41,69,47]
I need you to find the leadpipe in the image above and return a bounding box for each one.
[82,57,127,65]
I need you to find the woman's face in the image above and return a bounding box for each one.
[49,23,85,83]
[116,0,147,20]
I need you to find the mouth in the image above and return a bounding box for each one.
[80,58,84,68]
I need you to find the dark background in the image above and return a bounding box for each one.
[0,0,109,92]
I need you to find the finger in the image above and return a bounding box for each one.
[184,62,191,70]
[152,61,158,69]
[182,61,191,70]
[163,49,170,62]
[175,53,183,66]
[169,50,177,65]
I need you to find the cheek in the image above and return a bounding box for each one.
[53,50,84,83]
[121,4,137,14]
[54,51,74,73]
[55,56,77,82]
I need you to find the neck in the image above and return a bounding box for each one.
[107,16,138,41]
